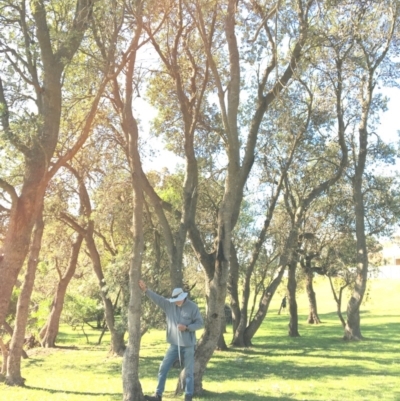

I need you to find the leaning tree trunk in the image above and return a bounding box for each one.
[242,264,287,347]
[6,208,44,386]
[242,224,301,346]
[40,233,84,347]
[85,223,126,355]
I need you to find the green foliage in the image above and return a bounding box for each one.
[62,293,103,329]
[29,298,52,334]
[5,287,21,324]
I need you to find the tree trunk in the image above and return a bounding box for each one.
[328,276,346,328]
[61,165,126,355]
[6,208,44,386]
[216,315,228,351]
[230,156,289,347]
[241,224,301,346]
[228,244,241,337]
[184,0,315,390]
[229,244,247,347]
[40,233,84,347]
[242,264,287,347]
[344,124,368,340]
[85,223,126,355]
[0,165,48,329]
[305,269,321,324]
[344,65,371,339]
[1,323,27,360]
[192,255,229,394]
[0,337,8,376]
[121,14,145,398]
[344,175,368,340]
[287,258,300,338]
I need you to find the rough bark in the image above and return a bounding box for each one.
[6,207,44,386]
[120,4,145,398]
[40,233,84,348]
[191,254,230,394]
[216,316,228,351]
[287,257,300,337]
[305,269,321,324]
[301,257,321,324]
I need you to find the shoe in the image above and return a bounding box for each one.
[144,394,162,401]
[184,395,193,401]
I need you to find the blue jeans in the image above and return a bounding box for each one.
[156,344,195,396]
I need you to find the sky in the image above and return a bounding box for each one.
[377,88,399,143]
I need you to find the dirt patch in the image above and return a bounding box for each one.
[27,345,78,357]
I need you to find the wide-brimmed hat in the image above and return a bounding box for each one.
[169,288,188,303]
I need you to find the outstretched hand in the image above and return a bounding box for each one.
[138,280,147,292]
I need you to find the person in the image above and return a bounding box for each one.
[278,295,287,315]
[138,280,204,401]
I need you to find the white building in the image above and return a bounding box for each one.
[376,240,400,279]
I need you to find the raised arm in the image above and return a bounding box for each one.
[138,280,170,311]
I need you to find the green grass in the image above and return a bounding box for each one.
[1,278,400,401]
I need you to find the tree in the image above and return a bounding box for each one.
[5,206,44,385]
[103,0,148,399]
[335,1,398,340]
[229,94,303,347]
[0,0,95,328]
[57,162,126,355]
[183,0,318,391]
[39,217,84,347]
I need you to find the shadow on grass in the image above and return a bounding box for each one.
[197,390,297,401]
[251,315,399,346]
[24,385,121,399]
[204,319,400,387]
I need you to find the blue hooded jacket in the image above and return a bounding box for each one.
[145,289,203,347]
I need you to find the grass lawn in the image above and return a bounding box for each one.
[1,278,399,401]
